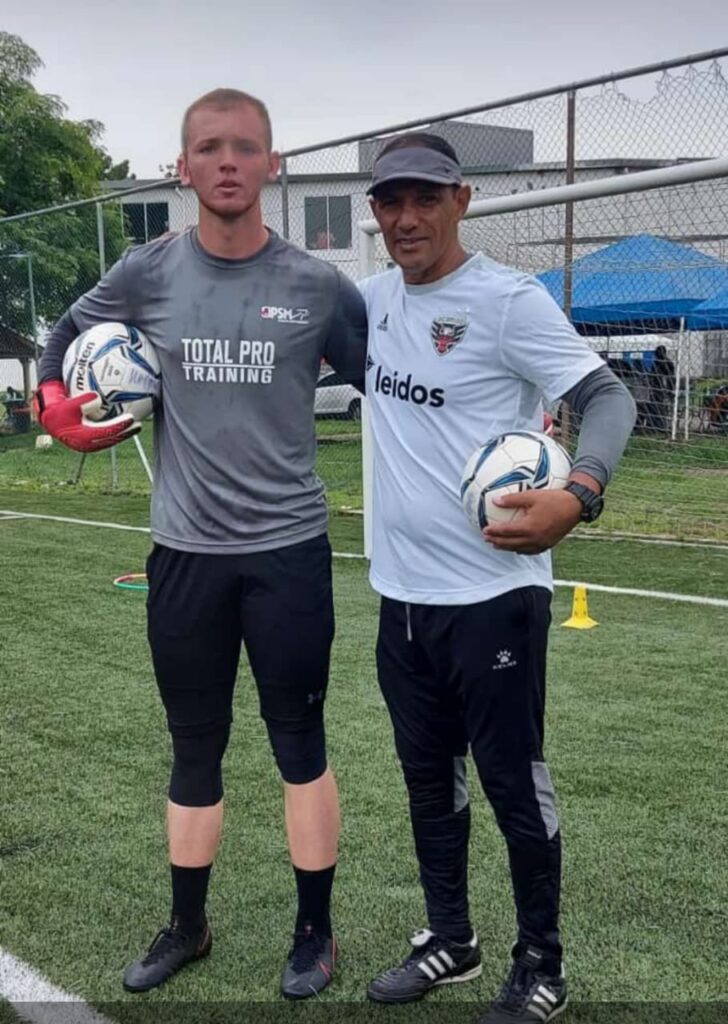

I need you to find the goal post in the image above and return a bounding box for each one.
[359,156,728,550]
[359,231,377,558]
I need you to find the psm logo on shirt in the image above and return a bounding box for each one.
[261,305,310,324]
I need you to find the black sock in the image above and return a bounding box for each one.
[293,864,336,937]
[171,863,212,929]
[444,926,475,944]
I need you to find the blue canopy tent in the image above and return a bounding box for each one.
[537,234,728,336]
[537,234,728,439]
[686,285,728,330]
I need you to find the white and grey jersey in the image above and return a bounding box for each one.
[359,254,610,605]
[63,229,367,553]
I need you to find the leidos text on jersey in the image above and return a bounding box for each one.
[371,363,445,408]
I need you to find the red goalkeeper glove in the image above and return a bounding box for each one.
[33,380,142,453]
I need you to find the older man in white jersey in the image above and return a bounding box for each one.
[359,133,636,1024]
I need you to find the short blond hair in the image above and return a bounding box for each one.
[181,88,272,151]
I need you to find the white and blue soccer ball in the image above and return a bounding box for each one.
[62,322,160,422]
[460,431,572,530]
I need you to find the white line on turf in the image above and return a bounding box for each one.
[0,510,150,533]
[4,509,727,608]
[555,579,728,608]
[0,947,114,1024]
[7,509,728,553]
[569,530,728,552]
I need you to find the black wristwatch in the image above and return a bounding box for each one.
[565,481,604,523]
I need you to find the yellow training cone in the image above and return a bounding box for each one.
[561,585,598,629]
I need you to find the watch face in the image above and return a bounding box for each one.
[584,494,604,522]
[567,483,604,521]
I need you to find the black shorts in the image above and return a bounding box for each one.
[146,533,335,738]
[376,586,553,782]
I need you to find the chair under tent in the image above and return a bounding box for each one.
[0,322,38,434]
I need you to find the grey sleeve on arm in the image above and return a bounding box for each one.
[561,365,637,489]
[39,310,80,383]
[323,273,369,394]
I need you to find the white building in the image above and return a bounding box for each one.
[105,155,695,284]
[101,153,726,380]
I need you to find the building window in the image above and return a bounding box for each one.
[124,201,169,244]
[305,196,351,250]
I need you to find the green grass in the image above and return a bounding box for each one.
[555,535,728,599]
[602,437,728,541]
[0,486,365,556]
[3,485,728,591]
[0,422,363,510]
[0,503,726,1016]
[2,424,727,542]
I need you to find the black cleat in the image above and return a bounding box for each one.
[477,946,567,1023]
[281,923,336,999]
[122,915,212,993]
[367,928,482,1004]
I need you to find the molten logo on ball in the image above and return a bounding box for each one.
[62,322,161,422]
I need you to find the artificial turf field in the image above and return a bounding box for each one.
[1,421,727,544]
[1,492,726,1022]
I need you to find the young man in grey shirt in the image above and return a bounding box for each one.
[35,88,367,999]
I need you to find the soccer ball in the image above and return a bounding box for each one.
[460,431,572,531]
[62,322,160,422]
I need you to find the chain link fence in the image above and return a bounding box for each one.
[364,166,728,542]
[1,48,727,541]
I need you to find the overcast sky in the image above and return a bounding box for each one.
[3,0,728,178]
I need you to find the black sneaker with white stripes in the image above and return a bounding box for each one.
[367,928,481,1004]
[478,946,567,1024]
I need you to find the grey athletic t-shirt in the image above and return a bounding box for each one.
[70,229,368,553]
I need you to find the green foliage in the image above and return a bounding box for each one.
[0,30,42,84]
[0,204,129,334]
[0,32,133,334]
[102,155,135,181]
[0,33,110,216]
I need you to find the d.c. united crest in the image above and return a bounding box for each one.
[431,314,468,356]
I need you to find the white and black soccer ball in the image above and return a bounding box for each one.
[62,322,161,422]
[460,431,572,531]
